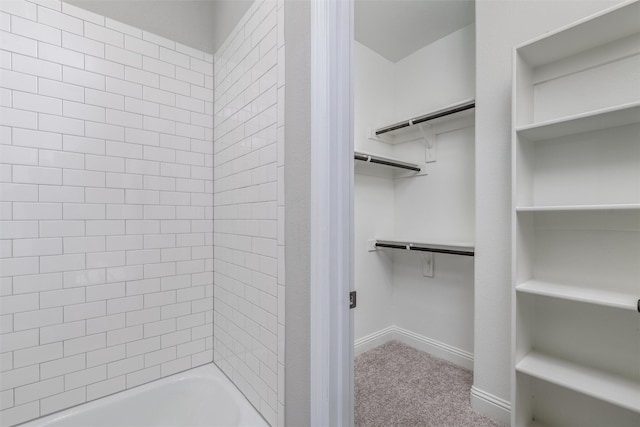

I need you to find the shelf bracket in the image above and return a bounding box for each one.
[417,122,436,163]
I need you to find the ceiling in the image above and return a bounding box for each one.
[355,0,475,62]
[65,1,474,60]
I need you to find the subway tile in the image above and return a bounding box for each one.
[13,89,62,114]
[86,344,125,368]
[12,53,62,80]
[84,22,122,47]
[106,76,142,99]
[38,7,83,35]
[12,15,61,45]
[39,149,84,169]
[0,30,37,57]
[0,105,37,128]
[40,253,85,273]
[38,77,84,102]
[40,387,85,416]
[0,145,38,165]
[0,69,35,93]
[0,401,39,426]
[13,307,61,331]
[85,188,125,204]
[63,99,105,122]
[126,365,159,388]
[38,41,84,68]
[0,329,38,352]
[14,342,62,368]
[0,1,37,20]
[0,257,39,278]
[63,205,106,220]
[63,65,105,90]
[13,165,61,185]
[62,31,104,57]
[13,237,62,256]
[86,312,125,333]
[124,337,159,359]
[62,268,106,290]
[86,375,125,401]
[40,320,85,345]
[105,44,141,68]
[86,89,124,110]
[14,377,64,405]
[39,113,84,136]
[65,365,107,390]
[39,185,83,203]
[40,288,84,308]
[86,283,125,303]
[64,333,105,356]
[64,300,106,322]
[40,354,85,380]
[13,272,62,294]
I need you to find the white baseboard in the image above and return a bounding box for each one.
[354,326,474,370]
[354,326,395,356]
[470,385,511,426]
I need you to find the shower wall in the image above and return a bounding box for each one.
[0,1,213,425]
[213,0,284,426]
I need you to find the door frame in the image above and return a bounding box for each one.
[309,0,354,425]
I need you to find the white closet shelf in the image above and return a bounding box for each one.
[516,203,640,212]
[516,0,640,67]
[516,351,640,414]
[372,99,475,142]
[516,280,639,312]
[516,101,640,141]
[373,238,475,256]
[354,150,421,172]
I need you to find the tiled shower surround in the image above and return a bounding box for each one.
[0,1,214,425]
[213,0,285,426]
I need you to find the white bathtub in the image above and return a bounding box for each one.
[21,364,268,427]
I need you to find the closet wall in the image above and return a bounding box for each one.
[354,24,475,367]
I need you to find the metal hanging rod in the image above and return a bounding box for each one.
[375,100,476,136]
[354,151,421,172]
[374,240,475,257]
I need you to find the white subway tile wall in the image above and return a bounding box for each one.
[213,0,284,426]
[0,1,213,425]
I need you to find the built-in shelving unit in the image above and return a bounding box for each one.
[516,352,640,413]
[511,2,640,426]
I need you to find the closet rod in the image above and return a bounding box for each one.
[375,101,476,136]
[375,242,475,257]
[354,152,421,172]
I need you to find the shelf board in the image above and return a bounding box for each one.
[516,101,640,141]
[516,203,640,212]
[516,1,640,68]
[516,280,638,311]
[372,99,475,142]
[374,238,475,256]
[516,352,640,414]
[354,150,421,172]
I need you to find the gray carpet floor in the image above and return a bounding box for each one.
[355,341,505,427]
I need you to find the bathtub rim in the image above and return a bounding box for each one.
[18,363,269,427]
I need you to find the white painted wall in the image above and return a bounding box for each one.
[354,25,475,363]
[473,0,626,422]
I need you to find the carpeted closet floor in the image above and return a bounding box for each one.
[355,341,505,427]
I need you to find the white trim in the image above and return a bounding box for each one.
[354,326,474,370]
[470,385,512,426]
[309,0,354,427]
[394,326,474,370]
[354,326,395,356]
